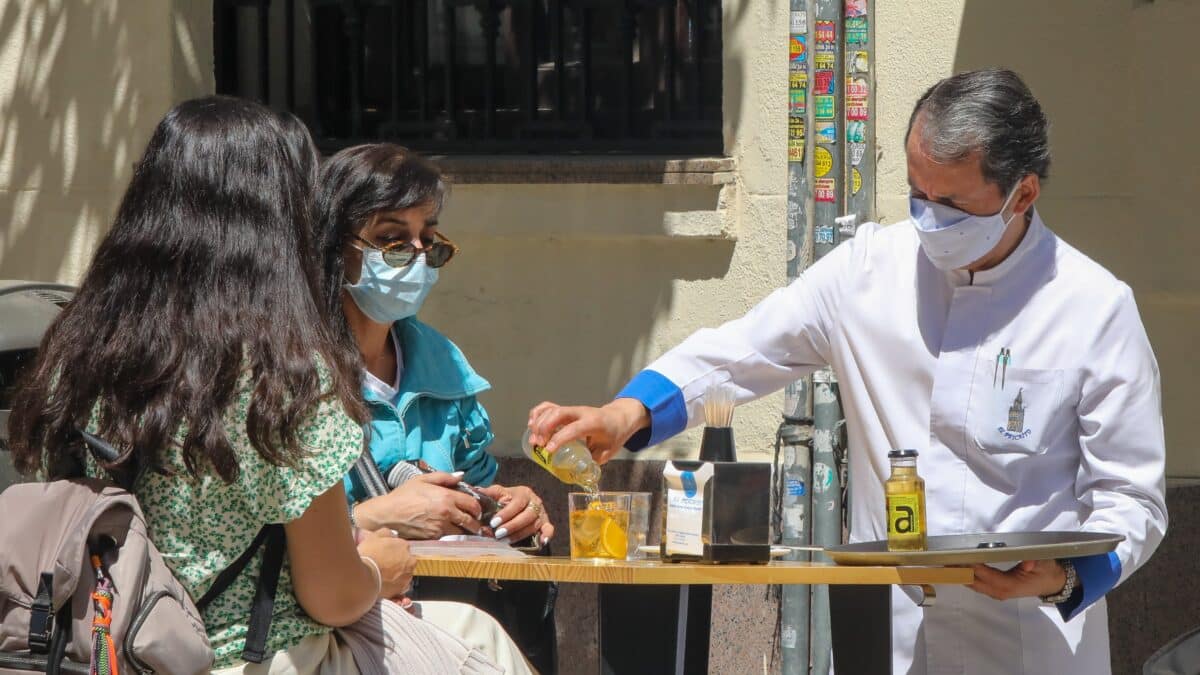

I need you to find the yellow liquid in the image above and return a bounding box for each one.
[569,500,630,560]
[886,470,927,551]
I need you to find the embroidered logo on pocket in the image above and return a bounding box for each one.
[997,388,1031,441]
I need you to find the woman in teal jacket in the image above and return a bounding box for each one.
[315,143,554,547]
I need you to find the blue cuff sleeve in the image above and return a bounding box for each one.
[1057,552,1122,621]
[615,369,687,451]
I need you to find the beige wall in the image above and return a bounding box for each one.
[428,1,791,462]
[0,0,212,283]
[3,0,1196,477]
[875,0,1200,477]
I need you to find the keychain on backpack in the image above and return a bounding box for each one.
[89,549,117,675]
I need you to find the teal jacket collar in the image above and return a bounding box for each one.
[363,317,490,408]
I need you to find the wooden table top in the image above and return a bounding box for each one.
[414,554,974,586]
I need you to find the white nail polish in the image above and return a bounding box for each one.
[490,516,503,529]
[494,527,509,539]
[541,535,550,546]
[452,471,465,478]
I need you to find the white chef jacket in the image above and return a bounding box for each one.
[617,212,1167,674]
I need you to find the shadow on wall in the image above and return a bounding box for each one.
[422,212,736,456]
[0,0,212,284]
[952,0,1141,277]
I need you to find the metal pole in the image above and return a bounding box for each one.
[779,0,814,673]
[808,1,852,672]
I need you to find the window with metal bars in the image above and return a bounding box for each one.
[214,0,724,155]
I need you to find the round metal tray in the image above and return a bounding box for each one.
[825,531,1123,566]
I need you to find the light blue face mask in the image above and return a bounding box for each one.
[909,183,1021,270]
[344,249,439,324]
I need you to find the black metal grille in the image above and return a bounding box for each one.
[214,0,723,154]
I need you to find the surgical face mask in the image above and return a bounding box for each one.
[909,184,1021,270]
[344,249,439,324]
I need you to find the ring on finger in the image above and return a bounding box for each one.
[525,501,543,516]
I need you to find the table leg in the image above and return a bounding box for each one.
[829,584,892,675]
[599,584,710,675]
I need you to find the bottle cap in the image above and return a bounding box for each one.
[887,449,919,459]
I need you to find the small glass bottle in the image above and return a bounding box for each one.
[886,449,927,551]
[521,429,601,493]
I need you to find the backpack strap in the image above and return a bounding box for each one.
[27,573,54,654]
[349,448,389,501]
[196,524,286,664]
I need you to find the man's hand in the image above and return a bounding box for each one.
[353,472,484,540]
[478,483,554,546]
[527,398,650,465]
[968,560,1068,601]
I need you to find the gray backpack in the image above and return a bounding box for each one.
[0,432,284,674]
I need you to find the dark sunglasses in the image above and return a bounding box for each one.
[352,231,459,269]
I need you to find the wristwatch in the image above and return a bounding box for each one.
[1039,559,1078,604]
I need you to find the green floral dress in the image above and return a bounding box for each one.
[86,379,364,668]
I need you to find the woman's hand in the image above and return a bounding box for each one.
[527,398,650,465]
[357,529,417,600]
[479,484,554,546]
[354,472,484,540]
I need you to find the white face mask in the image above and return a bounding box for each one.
[344,250,439,324]
[909,184,1021,270]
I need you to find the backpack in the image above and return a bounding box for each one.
[0,431,284,674]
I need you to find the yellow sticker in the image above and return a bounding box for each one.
[887,493,923,536]
[852,168,862,195]
[814,146,833,178]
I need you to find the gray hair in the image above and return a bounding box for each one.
[906,68,1050,192]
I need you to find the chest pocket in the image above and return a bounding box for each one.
[453,400,493,452]
[968,360,1066,455]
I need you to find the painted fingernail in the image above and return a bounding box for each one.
[494,527,509,539]
[452,471,465,478]
[541,535,551,546]
[490,516,503,529]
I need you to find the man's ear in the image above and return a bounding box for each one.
[1012,175,1041,217]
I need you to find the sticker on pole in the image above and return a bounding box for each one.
[816,121,837,145]
[846,16,869,44]
[847,96,869,121]
[847,76,869,98]
[789,35,807,67]
[849,142,867,166]
[790,10,807,34]
[846,0,868,17]
[815,178,836,203]
[852,168,863,195]
[814,69,835,95]
[814,147,833,177]
[816,20,836,43]
[788,118,805,163]
[849,51,870,75]
[815,95,835,120]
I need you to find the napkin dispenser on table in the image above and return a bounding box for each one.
[660,459,771,564]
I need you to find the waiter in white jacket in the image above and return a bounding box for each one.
[527,68,1167,674]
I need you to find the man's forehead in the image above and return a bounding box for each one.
[906,144,993,198]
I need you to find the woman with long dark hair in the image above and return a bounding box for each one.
[7,97,503,674]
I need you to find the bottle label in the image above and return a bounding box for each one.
[887,493,923,536]
[529,445,554,473]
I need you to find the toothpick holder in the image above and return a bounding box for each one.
[698,426,736,462]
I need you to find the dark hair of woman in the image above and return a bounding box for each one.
[8,95,366,481]
[278,111,321,187]
[313,143,446,348]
